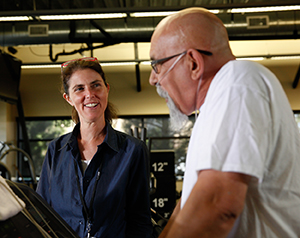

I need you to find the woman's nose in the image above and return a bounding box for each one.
[149,70,158,86]
[85,88,93,99]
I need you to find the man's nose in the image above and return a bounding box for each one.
[149,70,158,86]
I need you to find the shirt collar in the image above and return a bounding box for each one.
[60,121,120,153]
[103,122,120,153]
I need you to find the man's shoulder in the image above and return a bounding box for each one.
[221,60,265,74]
[215,60,275,85]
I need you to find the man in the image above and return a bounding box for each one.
[149,7,300,238]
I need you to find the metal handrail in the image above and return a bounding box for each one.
[0,142,37,184]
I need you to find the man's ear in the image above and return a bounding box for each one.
[63,93,73,106]
[186,49,204,81]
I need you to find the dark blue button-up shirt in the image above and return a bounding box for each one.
[36,123,152,238]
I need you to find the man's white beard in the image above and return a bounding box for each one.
[156,85,189,131]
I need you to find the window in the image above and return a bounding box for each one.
[17,111,300,183]
[17,117,74,181]
[17,115,195,182]
[112,116,195,179]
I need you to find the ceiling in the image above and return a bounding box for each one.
[0,0,300,71]
[1,0,300,46]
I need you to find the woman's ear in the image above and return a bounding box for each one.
[63,93,73,106]
[186,49,204,81]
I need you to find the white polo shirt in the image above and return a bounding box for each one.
[181,60,300,237]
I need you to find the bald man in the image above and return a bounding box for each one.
[149,7,300,238]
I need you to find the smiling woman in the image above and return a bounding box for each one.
[35,57,153,238]
[60,57,117,125]
[63,69,109,126]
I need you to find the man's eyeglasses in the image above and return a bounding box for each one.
[61,57,99,73]
[150,49,212,74]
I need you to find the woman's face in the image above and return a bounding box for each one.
[63,68,109,124]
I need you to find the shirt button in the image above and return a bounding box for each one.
[79,221,83,224]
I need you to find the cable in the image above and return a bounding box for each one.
[8,181,58,238]
[49,42,120,62]
[21,210,52,238]
[0,180,48,237]
[0,180,59,238]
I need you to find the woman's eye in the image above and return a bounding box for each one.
[75,87,84,92]
[92,83,100,88]
[90,84,102,90]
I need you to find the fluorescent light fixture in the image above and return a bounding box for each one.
[130,11,177,17]
[230,5,300,13]
[39,13,126,20]
[101,62,137,66]
[236,54,300,61]
[236,57,265,61]
[76,27,155,34]
[224,23,248,28]
[0,16,33,21]
[271,55,300,60]
[140,61,151,65]
[130,9,219,17]
[0,13,126,22]
[21,64,60,69]
[22,61,138,69]
[207,10,220,14]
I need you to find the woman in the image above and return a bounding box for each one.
[36,57,152,238]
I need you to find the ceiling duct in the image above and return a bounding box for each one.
[0,10,299,46]
[221,10,300,40]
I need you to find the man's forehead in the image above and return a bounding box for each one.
[150,30,181,58]
[149,33,166,59]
